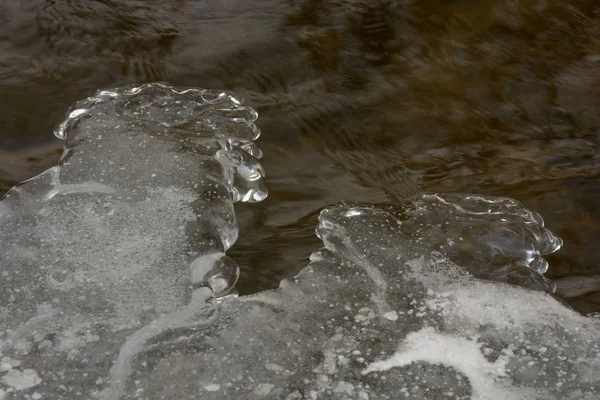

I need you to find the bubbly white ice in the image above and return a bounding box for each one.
[1,84,598,400]
[0,84,267,399]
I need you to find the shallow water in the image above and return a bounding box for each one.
[1,0,599,313]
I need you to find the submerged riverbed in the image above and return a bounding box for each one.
[1,0,599,313]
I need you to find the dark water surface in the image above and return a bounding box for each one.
[1,0,599,313]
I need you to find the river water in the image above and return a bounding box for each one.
[0,0,599,313]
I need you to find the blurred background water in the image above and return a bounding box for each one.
[0,0,599,313]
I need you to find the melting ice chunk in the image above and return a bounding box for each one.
[95,201,600,399]
[0,83,267,399]
[1,84,598,400]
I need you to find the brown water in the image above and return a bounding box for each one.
[1,0,599,313]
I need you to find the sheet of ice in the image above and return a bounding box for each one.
[0,83,267,399]
[103,199,598,400]
[1,84,599,400]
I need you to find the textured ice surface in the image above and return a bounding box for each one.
[0,83,267,399]
[103,200,598,400]
[1,85,599,400]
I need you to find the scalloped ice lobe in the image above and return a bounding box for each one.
[55,82,267,203]
[4,83,269,298]
[0,84,269,400]
[49,83,270,297]
[317,193,564,293]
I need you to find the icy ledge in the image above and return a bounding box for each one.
[0,84,598,400]
[100,200,597,400]
[0,84,267,399]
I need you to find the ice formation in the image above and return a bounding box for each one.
[99,200,597,400]
[0,83,267,399]
[1,84,599,399]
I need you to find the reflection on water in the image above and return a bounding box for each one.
[1,0,599,313]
